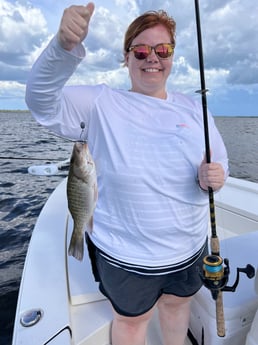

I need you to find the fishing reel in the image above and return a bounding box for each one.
[200,254,255,300]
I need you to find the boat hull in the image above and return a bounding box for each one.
[12,177,258,345]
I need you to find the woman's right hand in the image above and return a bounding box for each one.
[58,2,95,51]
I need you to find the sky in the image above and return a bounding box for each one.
[0,0,257,116]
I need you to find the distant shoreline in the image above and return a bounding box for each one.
[0,109,30,113]
[0,110,257,118]
[214,115,258,118]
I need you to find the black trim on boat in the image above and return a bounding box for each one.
[44,326,72,344]
[188,327,204,345]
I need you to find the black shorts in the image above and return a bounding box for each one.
[86,236,208,317]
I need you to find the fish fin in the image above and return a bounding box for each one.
[94,183,98,203]
[87,216,94,234]
[68,229,84,261]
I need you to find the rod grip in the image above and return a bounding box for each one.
[210,236,225,336]
[216,291,225,337]
[210,236,220,255]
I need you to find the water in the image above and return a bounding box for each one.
[0,112,258,344]
[0,111,73,345]
[215,117,258,182]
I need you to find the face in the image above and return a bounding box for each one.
[125,24,173,99]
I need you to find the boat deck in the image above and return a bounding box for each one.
[12,177,258,345]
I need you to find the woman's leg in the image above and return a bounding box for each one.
[157,294,192,345]
[111,306,155,345]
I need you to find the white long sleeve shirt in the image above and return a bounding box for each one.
[26,36,228,269]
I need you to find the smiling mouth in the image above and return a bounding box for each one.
[142,68,162,73]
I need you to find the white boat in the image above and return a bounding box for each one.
[12,176,258,345]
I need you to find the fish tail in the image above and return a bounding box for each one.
[68,228,84,261]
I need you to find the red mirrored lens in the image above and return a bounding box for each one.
[130,44,174,60]
[133,46,150,60]
[155,44,173,58]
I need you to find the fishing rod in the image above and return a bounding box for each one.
[0,156,62,161]
[194,0,255,338]
[0,156,70,175]
[1,123,86,175]
[194,0,226,337]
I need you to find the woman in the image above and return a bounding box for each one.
[26,3,228,345]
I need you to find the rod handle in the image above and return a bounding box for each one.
[210,236,225,336]
[216,291,225,337]
[210,236,220,255]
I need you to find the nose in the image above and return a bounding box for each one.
[146,48,159,63]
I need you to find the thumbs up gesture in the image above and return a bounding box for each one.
[58,2,95,51]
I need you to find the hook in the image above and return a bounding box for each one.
[79,121,87,142]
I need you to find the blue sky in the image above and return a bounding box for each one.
[0,0,257,116]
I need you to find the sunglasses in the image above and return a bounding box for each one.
[127,43,174,60]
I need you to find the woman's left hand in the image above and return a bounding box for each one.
[198,158,225,191]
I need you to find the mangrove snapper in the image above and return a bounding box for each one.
[67,142,97,261]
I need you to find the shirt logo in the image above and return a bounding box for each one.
[176,123,189,128]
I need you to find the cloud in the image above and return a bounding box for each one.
[0,1,48,52]
[87,6,124,51]
[0,80,25,100]
[0,0,53,107]
[227,59,258,85]
[191,0,258,85]
[0,0,257,114]
[0,61,27,82]
[0,0,54,103]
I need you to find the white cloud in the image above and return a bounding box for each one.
[69,66,130,89]
[0,0,48,57]
[115,0,138,17]
[193,0,258,84]
[0,0,52,93]
[86,6,125,52]
[0,0,257,114]
[0,80,25,99]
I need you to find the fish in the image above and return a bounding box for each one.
[67,142,98,261]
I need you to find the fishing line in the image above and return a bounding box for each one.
[47,121,88,143]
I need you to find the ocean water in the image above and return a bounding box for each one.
[0,111,73,345]
[215,116,258,183]
[0,111,258,344]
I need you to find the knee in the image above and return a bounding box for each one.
[157,294,192,313]
[112,309,154,345]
